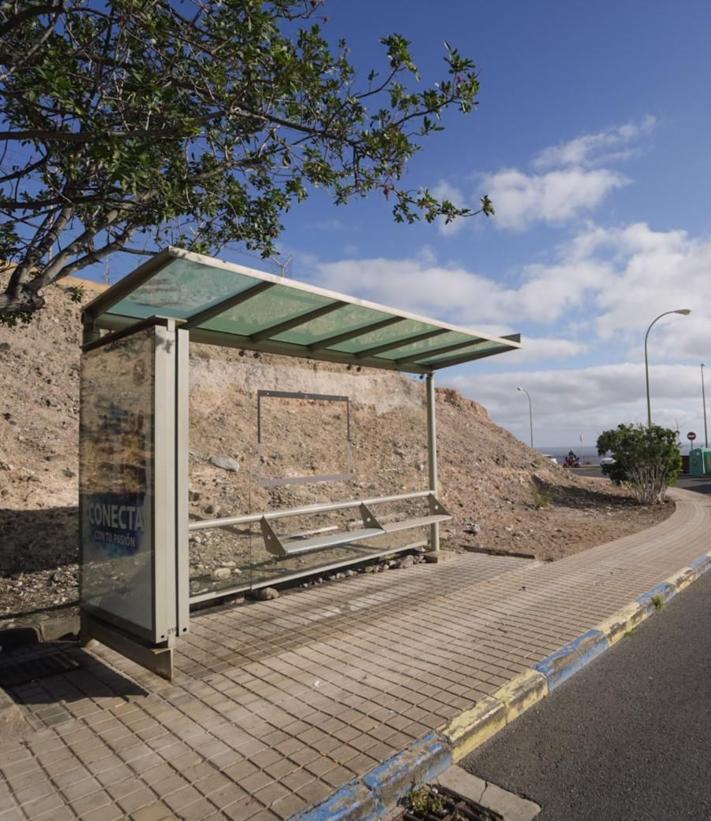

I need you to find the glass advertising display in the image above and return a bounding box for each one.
[80,328,155,637]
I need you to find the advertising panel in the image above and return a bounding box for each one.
[80,328,155,636]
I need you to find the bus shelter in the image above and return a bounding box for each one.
[79,247,521,678]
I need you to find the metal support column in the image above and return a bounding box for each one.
[81,318,101,346]
[153,320,178,648]
[175,327,190,635]
[426,373,440,553]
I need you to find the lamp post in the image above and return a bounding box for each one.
[516,386,533,449]
[644,309,691,427]
[702,364,708,448]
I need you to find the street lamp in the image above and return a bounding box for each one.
[702,364,708,448]
[644,309,691,427]
[516,386,533,449]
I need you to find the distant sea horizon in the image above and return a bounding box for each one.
[537,441,696,464]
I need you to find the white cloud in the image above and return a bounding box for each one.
[482,167,628,231]
[433,116,654,233]
[572,222,711,347]
[313,254,602,329]
[302,215,711,445]
[313,256,509,325]
[448,361,701,447]
[311,219,711,349]
[513,337,589,364]
[533,116,656,170]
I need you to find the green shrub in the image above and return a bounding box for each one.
[597,424,681,504]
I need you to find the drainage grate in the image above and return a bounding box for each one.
[400,785,504,821]
[0,651,81,688]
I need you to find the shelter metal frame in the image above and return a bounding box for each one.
[78,248,521,679]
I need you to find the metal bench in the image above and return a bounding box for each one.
[189,490,451,558]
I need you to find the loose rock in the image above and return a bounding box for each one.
[252,587,279,601]
[209,455,240,472]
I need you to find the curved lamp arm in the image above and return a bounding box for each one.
[644,308,691,427]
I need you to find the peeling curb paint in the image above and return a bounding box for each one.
[443,697,506,763]
[362,731,452,808]
[290,780,384,821]
[534,629,609,691]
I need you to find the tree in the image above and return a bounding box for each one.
[597,424,681,505]
[0,0,492,324]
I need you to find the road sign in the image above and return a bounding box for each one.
[688,431,697,441]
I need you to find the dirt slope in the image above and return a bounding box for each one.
[0,275,669,616]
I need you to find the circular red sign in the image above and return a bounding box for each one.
[687,431,697,440]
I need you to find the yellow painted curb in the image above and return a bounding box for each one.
[496,669,548,722]
[665,565,698,593]
[596,602,647,646]
[442,552,711,765]
[444,696,506,762]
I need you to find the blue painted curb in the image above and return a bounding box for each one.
[534,628,609,691]
[291,732,452,821]
[690,554,711,574]
[362,731,452,807]
[638,581,677,610]
[290,779,384,821]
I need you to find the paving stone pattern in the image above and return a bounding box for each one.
[0,489,706,820]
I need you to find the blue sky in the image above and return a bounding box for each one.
[105,1,711,448]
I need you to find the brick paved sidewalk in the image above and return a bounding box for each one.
[0,487,707,821]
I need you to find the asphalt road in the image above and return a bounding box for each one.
[462,565,711,820]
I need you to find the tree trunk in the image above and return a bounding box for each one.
[0,282,47,318]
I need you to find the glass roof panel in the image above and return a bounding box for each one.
[109,258,259,320]
[90,250,521,372]
[374,330,473,361]
[198,284,334,337]
[331,319,435,354]
[421,339,503,364]
[273,304,390,345]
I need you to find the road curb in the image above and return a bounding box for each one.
[442,549,711,763]
[290,549,711,818]
[292,733,451,821]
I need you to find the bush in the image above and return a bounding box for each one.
[596,424,681,504]
[532,483,551,509]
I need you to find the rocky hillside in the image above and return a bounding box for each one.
[0,274,668,616]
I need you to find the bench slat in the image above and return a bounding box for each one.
[382,514,451,533]
[279,527,385,556]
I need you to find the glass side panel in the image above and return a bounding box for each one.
[187,348,428,596]
[272,304,390,345]
[198,284,334,337]
[374,330,473,361]
[421,339,505,364]
[331,318,436,354]
[80,327,155,637]
[257,392,352,485]
[107,258,260,321]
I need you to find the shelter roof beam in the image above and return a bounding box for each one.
[356,328,450,359]
[422,336,521,370]
[308,315,405,351]
[183,281,276,329]
[396,333,520,366]
[250,300,346,342]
